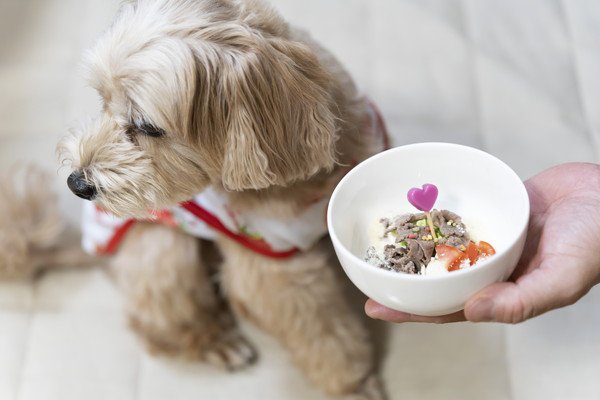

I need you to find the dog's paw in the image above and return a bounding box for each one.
[202,331,257,371]
[343,374,387,400]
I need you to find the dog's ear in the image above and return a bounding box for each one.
[220,37,338,191]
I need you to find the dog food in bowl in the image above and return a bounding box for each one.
[365,208,496,276]
[327,143,529,316]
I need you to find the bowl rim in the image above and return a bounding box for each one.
[327,142,530,282]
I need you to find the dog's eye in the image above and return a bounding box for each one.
[138,124,165,138]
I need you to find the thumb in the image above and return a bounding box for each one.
[464,268,584,324]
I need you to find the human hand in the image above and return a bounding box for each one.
[365,163,600,324]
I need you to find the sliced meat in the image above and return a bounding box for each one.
[418,240,435,263]
[406,239,424,261]
[369,209,472,275]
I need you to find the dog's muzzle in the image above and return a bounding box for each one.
[67,171,97,201]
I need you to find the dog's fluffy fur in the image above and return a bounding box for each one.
[0,166,95,279]
[4,0,386,398]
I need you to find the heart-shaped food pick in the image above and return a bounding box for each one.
[407,183,439,242]
[407,183,438,212]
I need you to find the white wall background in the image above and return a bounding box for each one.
[1,1,599,399]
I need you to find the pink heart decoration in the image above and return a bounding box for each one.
[407,184,438,212]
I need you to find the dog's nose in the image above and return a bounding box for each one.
[67,171,97,200]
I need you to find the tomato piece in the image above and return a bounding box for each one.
[465,241,479,266]
[448,255,467,271]
[435,245,467,272]
[478,241,496,257]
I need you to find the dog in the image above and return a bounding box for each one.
[0,166,95,280]
[4,0,389,398]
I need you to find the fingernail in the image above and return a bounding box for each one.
[365,301,385,320]
[469,297,495,322]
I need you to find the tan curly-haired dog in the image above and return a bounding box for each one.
[1,0,390,398]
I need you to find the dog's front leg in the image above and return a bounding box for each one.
[218,237,385,399]
[111,223,256,370]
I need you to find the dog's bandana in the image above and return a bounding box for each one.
[81,100,389,258]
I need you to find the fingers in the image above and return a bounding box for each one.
[464,282,524,323]
[365,299,466,324]
[465,267,587,324]
[366,259,592,325]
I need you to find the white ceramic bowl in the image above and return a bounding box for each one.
[327,143,529,316]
